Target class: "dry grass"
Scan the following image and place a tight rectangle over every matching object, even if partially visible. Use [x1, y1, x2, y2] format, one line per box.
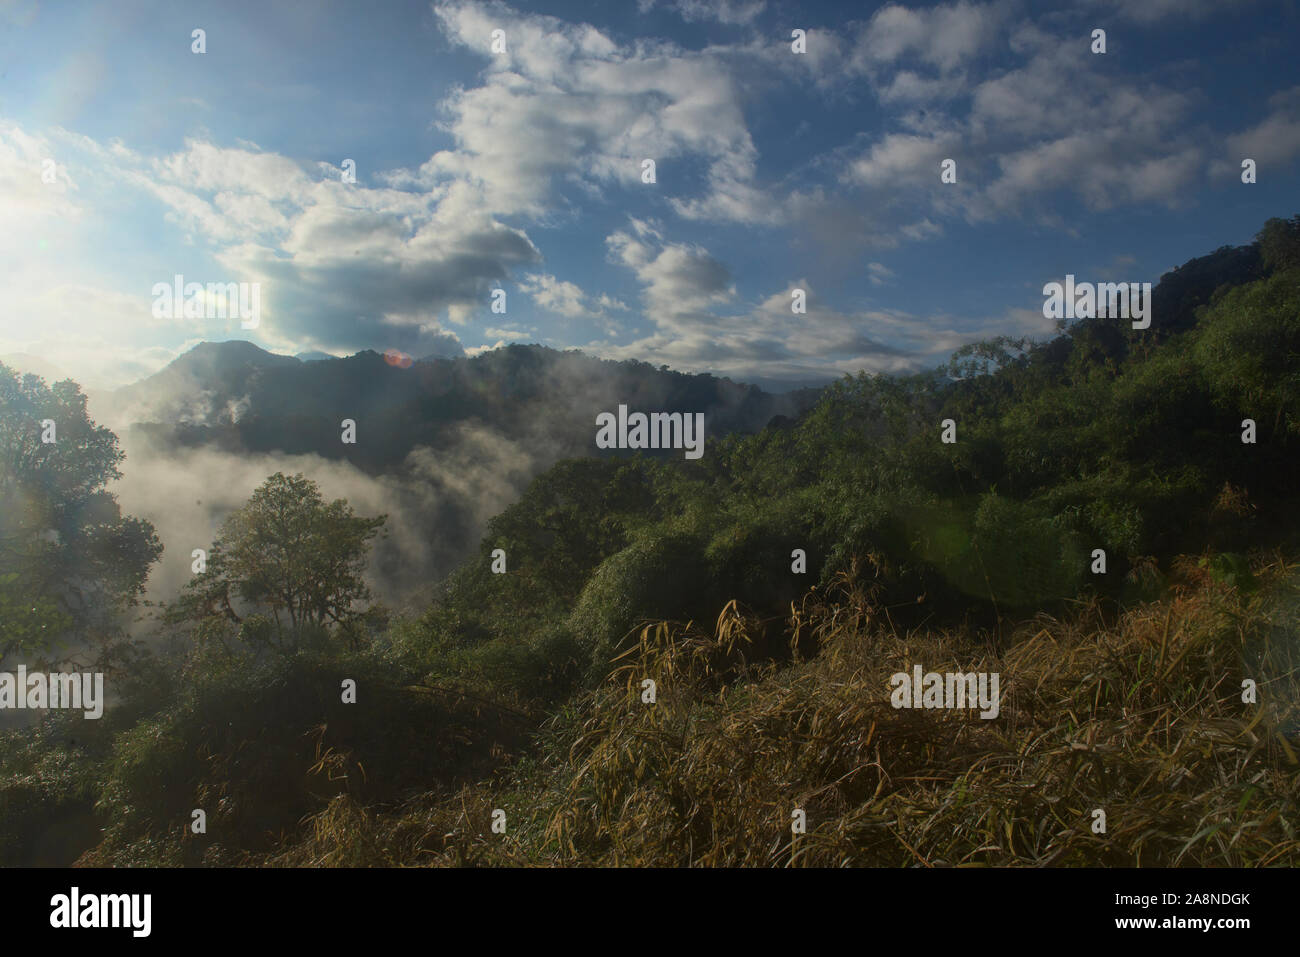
[270, 553, 1300, 867]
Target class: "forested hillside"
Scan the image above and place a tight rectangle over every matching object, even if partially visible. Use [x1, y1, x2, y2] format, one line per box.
[106, 341, 820, 472]
[1, 215, 1298, 867]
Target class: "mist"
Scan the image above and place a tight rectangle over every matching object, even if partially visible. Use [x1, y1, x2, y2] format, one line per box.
[110, 423, 549, 616]
[90, 343, 821, 632]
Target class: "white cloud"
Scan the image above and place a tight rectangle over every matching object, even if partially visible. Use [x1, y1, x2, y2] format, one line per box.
[877, 70, 964, 105]
[127, 137, 538, 355]
[2, 0, 1291, 392]
[846, 132, 955, 188]
[1217, 85, 1300, 174]
[669, 0, 765, 25]
[589, 269, 1057, 385]
[856, 1, 1006, 73]
[0, 122, 83, 251]
[867, 262, 896, 286]
[594, 221, 1056, 384]
[425, 0, 768, 224]
[833, 29, 1207, 226]
[518, 272, 626, 321]
[606, 222, 734, 321]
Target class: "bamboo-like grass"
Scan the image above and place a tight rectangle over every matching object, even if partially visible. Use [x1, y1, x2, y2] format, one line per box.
[272, 553, 1300, 867]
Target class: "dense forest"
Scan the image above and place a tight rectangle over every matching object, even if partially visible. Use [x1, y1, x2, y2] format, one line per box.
[1, 214, 1298, 867]
[94, 339, 821, 602]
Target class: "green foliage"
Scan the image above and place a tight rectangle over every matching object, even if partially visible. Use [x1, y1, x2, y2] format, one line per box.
[166, 472, 386, 654]
[0, 713, 101, 865]
[89, 650, 524, 865]
[0, 364, 161, 656]
[1204, 552, 1256, 592]
[8, 213, 1300, 867]
[1256, 214, 1300, 273]
[568, 530, 716, 674]
[1192, 268, 1300, 438]
[266, 557, 1300, 868]
[0, 572, 71, 656]
[970, 493, 1087, 609]
[400, 216, 1300, 679]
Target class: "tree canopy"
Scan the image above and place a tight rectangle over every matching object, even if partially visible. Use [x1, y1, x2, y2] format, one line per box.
[167, 472, 387, 653]
[0, 364, 161, 660]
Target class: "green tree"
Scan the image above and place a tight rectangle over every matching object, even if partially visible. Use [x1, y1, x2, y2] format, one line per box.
[168, 473, 386, 653]
[1257, 215, 1300, 273]
[0, 364, 161, 659]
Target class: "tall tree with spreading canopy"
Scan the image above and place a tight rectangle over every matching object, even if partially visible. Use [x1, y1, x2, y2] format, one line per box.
[0, 364, 161, 660]
[168, 472, 387, 652]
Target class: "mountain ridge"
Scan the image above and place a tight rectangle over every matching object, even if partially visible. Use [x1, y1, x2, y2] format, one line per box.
[105, 341, 823, 472]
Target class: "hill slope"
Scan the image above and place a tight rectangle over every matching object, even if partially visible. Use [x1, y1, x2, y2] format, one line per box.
[4, 215, 1299, 868]
[105, 341, 821, 472]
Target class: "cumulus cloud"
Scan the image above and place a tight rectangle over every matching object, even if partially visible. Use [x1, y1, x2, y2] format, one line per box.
[1216, 85, 1300, 175]
[854, 1, 1007, 73]
[17, 0, 786, 377]
[846, 132, 957, 188]
[519, 273, 612, 319]
[593, 221, 1055, 385]
[5, 0, 1295, 390]
[424, 0, 771, 225]
[831, 25, 1207, 227]
[605, 219, 734, 322]
[133, 139, 539, 356]
[651, 0, 767, 25]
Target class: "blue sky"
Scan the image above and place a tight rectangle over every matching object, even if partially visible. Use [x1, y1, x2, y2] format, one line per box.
[1, 0, 1298, 390]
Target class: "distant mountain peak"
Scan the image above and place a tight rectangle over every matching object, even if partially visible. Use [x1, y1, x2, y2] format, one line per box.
[188, 339, 273, 355]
